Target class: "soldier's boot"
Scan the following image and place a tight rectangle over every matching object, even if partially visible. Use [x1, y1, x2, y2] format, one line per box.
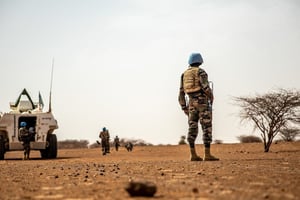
[203, 147, 219, 161]
[27, 151, 30, 160]
[190, 147, 202, 161]
[106, 145, 110, 153]
[102, 147, 106, 155]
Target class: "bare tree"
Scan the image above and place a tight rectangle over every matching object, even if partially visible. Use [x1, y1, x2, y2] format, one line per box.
[234, 88, 300, 152]
[279, 127, 300, 142]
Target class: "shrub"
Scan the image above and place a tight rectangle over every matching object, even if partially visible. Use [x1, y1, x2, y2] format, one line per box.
[214, 139, 223, 144]
[237, 135, 262, 143]
[178, 135, 187, 145]
[58, 140, 89, 149]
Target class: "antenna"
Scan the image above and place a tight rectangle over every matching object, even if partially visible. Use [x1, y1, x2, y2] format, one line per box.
[48, 58, 54, 113]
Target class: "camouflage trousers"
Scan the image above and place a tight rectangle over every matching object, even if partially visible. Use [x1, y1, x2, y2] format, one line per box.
[101, 138, 110, 155]
[22, 142, 30, 159]
[187, 95, 212, 148]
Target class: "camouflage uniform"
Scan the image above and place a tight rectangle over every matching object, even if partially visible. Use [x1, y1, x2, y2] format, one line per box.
[179, 67, 213, 146]
[19, 127, 31, 160]
[114, 136, 120, 151]
[178, 53, 219, 161]
[99, 129, 110, 155]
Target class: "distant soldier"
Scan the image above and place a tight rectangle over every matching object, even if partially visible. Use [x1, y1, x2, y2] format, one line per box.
[29, 127, 36, 141]
[114, 135, 120, 151]
[178, 53, 219, 161]
[18, 121, 33, 160]
[99, 127, 110, 155]
[125, 142, 133, 152]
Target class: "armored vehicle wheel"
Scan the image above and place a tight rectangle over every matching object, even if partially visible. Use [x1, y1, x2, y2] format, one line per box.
[0, 136, 5, 160]
[40, 134, 57, 159]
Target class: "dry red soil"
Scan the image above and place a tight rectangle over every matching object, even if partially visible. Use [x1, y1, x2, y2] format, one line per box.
[0, 142, 299, 200]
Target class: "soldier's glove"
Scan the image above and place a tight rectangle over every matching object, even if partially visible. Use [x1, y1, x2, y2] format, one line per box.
[182, 107, 189, 116]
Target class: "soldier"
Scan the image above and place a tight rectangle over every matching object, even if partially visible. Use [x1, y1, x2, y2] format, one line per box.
[99, 127, 110, 155]
[125, 142, 133, 152]
[114, 135, 120, 151]
[18, 121, 32, 160]
[178, 53, 219, 161]
[29, 127, 36, 141]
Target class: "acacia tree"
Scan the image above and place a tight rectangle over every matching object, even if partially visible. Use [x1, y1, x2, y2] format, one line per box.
[234, 88, 300, 152]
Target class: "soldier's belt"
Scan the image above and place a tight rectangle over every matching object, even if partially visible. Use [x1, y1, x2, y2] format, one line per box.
[188, 92, 205, 98]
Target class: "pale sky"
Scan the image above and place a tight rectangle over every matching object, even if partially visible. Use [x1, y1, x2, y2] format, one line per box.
[0, 0, 299, 145]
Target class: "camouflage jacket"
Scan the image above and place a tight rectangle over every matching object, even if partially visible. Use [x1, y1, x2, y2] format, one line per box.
[178, 66, 213, 110]
[99, 130, 110, 140]
[19, 127, 30, 141]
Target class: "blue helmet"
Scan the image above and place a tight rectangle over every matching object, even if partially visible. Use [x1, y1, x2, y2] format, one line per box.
[188, 53, 203, 65]
[103, 127, 106, 131]
[20, 121, 27, 127]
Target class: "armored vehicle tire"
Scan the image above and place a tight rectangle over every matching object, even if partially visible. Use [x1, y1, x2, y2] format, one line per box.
[40, 134, 57, 159]
[0, 136, 5, 160]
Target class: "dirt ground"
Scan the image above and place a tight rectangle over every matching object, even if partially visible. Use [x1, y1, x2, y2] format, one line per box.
[0, 142, 299, 200]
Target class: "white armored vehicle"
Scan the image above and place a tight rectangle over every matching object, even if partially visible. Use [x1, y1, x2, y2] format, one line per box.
[0, 88, 58, 159]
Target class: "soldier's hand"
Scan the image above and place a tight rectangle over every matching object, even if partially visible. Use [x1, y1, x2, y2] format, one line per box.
[183, 108, 189, 116]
